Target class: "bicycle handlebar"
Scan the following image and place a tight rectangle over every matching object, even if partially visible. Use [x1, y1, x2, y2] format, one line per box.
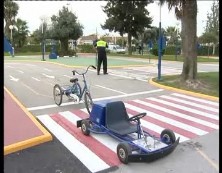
[72, 65, 96, 76]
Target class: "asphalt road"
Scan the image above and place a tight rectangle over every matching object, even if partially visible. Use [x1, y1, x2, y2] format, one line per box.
[4, 59, 219, 173]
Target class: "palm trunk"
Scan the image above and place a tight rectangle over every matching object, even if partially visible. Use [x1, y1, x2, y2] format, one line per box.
[181, 0, 197, 81]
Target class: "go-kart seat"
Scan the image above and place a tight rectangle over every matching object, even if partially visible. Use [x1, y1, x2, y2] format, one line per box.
[106, 101, 138, 135]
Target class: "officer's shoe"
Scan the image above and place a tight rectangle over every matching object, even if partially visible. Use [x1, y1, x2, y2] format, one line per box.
[97, 71, 100, 75]
[104, 72, 108, 75]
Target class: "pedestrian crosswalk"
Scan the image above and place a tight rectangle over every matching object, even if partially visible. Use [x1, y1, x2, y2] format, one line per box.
[37, 93, 219, 173]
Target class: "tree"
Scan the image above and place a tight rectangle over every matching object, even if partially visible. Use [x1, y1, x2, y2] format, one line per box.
[102, 1, 153, 55]
[203, 0, 219, 55]
[116, 37, 127, 47]
[49, 6, 83, 53]
[13, 18, 29, 48]
[165, 26, 178, 45]
[142, 26, 166, 45]
[160, 0, 198, 85]
[4, 0, 19, 41]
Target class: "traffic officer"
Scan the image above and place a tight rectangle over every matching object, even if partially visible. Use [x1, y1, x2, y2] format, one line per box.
[94, 36, 108, 75]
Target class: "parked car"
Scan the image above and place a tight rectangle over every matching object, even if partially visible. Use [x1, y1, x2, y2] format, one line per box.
[107, 44, 126, 54]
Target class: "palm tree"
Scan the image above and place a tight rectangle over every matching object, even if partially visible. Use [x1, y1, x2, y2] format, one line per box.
[160, 0, 198, 84]
[165, 26, 178, 45]
[13, 18, 30, 48]
[4, 0, 19, 40]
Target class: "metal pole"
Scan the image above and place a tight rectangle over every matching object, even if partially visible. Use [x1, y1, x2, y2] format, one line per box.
[95, 27, 98, 67]
[10, 29, 12, 42]
[42, 22, 45, 61]
[158, 3, 162, 80]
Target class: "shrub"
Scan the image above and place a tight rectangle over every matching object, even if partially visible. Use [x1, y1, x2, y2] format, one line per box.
[77, 44, 96, 53]
[151, 44, 165, 56]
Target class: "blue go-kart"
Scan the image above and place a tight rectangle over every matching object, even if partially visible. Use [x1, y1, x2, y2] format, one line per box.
[77, 100, 180, 164]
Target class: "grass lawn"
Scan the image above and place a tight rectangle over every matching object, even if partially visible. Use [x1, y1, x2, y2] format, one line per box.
[152, 72, 219, 97]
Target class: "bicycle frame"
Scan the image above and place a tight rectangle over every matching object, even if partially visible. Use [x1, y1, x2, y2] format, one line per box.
[78, 73, 90, 100]
[71, 65, 96, 100]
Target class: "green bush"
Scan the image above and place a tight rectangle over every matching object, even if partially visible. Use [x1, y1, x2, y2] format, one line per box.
[77, 44, 96, 53]
[15, 44, 60, 53]
[164, 45, 181, 55]
[151, 44, 165, 56]
[197, 45, 219, 56]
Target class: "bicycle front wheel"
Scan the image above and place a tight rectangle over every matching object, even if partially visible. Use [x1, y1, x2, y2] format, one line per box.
[53, 84, 63, 106]
[84, 92, 93, 114]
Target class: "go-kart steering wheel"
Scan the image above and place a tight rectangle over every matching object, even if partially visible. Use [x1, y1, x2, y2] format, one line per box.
[128, 113, 146, 122]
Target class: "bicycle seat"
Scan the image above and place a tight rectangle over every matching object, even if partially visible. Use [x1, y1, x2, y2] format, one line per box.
[70, 78, 78, 83]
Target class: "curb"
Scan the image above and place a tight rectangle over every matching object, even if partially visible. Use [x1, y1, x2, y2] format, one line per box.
[4, 87, 53, 155]
[149, 78, 219, 102]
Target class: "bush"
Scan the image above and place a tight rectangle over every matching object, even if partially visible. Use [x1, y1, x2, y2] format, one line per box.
[77, 44, 96, 53]
[151, 44, 165, 56]
[164, 45, 181, 55]
[15, 44, 60, 53]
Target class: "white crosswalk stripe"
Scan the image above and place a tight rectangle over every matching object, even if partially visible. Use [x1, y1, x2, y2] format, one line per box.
[37, 93, 219, 172]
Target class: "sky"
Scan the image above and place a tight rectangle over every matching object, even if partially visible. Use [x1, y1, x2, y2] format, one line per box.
[14, 1, 214, 37]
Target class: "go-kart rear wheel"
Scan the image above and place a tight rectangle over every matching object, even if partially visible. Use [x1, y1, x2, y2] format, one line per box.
[117, 142, 132, 164]
[160, 129, 176, 144]
[53, 84, 63, 106]
[81, 119, 91, 136]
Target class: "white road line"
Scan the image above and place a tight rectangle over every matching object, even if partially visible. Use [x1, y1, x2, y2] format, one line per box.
[95, 85, 127, 94]
[60, 111, 118, 152]
[135, 98, 218, 129]
[24, 64, 36, 67]
[147, 97, 219, 120]
[44, 68, 52, 72]
[6, 66, 15, 68]
[37, 114, 109, 173]
[42, 73, 55, 79]
[9, 75, 19, 82]
[27, 89, 164, 111]
[172, 93, 219, 106]
[32, 77, 40, 81]
[129, 100, 208, 136]
[17, 70, 24, 74]
[160, 95, 218, 113]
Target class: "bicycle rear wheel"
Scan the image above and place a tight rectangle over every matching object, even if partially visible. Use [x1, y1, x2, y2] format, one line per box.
[53, 84, 63, 106]
[84, 92, 93, 114]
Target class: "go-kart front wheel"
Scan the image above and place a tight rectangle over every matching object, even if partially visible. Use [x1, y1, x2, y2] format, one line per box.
[160, 129, 176, 144]
[81, 119, 91, 136]
[117, 142, 132, 164]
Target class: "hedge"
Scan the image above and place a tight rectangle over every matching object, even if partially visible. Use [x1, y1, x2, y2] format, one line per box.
[13, 44, 219, 56]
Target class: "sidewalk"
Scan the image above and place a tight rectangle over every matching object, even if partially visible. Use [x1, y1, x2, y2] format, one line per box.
[4, 87, 52, 155]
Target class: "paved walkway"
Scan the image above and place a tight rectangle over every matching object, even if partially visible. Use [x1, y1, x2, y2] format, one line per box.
[4, 87, 52, 155]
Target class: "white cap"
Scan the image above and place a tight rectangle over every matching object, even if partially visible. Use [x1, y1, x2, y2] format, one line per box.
[97, 35, 101, 39]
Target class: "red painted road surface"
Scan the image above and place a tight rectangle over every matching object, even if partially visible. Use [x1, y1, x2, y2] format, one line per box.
[4, 90, 44, 146]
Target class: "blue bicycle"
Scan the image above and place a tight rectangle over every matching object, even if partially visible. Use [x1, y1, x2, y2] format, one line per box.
[53, 65, 96, 114]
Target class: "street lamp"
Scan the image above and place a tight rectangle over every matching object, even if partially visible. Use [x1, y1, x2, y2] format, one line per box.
[157, 2, 162, 80]
[40, 18, 45, 61]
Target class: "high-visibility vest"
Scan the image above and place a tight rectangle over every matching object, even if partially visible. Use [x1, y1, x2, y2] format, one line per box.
[96, 40, 107, 47]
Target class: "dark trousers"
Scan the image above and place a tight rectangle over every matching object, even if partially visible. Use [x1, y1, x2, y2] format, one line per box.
[97, 53, 107, 74]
